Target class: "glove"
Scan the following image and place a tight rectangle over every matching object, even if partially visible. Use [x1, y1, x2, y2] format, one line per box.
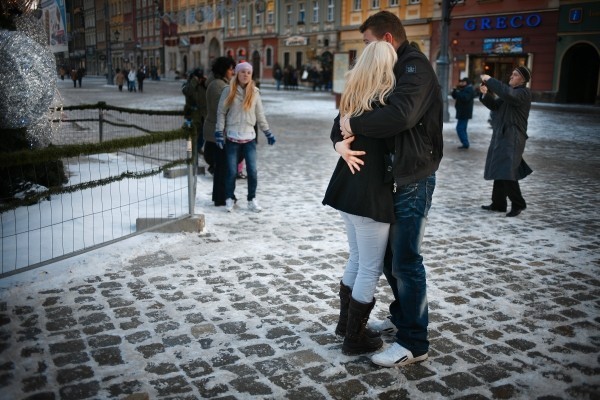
[215, 131, 224, 149]
[264, 130, 276, 146]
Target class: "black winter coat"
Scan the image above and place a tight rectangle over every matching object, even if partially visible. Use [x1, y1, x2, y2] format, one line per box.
[451, 84, 474, 120]
[480, 78, 532, 181]
[343, 42, 443, 186]
[323, 115, 396, 224]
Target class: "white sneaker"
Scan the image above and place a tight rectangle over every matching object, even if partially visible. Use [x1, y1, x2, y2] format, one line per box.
[371, 342, 428, 368]
[368, 316, 397, 335]
[225, 198, 234, 212]
[248, 199, 262, 212]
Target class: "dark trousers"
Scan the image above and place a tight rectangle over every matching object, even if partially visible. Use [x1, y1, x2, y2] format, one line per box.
[491, 180, 526, 211]
[203, 141, 216, 174]
[211, 144, 228, 206]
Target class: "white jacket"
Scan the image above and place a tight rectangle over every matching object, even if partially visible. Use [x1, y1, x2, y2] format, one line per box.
[215, 85, 270, 141]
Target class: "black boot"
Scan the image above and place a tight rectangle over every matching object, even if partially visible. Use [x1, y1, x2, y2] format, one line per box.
[342, 298, 383, 355]
[335, 282, 381, 338]
[334, 281, 351, 336]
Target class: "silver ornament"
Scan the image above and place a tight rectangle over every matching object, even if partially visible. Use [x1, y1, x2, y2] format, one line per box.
[15, 13, 47, 47]
[0, 29, 56, 129]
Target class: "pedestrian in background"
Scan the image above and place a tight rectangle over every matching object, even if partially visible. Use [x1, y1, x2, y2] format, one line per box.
[70, 68, 77, 88]
[128, 68, 137, 92]
[273, 63, 283, 91]
[115, 69, 125, 92]
[182, 68, 208, 160]
[76, 67, 84, 88]
[451, 77, 474, 149]
[323, 41, 398, 356]
[336, 10, 443, 368]
[137, 65, 146, 93]
[204, 56, 236, 206]
[215, 61, 276, 213]
[479, 66, 533, 217]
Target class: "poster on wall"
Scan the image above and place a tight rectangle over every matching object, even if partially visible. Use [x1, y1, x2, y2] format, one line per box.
[42, 0, 68, 54]
[333, 52, 349, 94]
[483, 37, 523, 54]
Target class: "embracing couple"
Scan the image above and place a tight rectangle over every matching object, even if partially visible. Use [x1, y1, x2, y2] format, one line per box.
[322, 11, 443, 367]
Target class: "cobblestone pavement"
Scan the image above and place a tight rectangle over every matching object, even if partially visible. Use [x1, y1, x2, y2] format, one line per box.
[1, 78, 599, 399]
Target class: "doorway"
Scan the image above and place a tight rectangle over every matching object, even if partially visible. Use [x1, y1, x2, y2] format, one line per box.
[252, 50, 261, 81]
[559, 43, 599, 104]
[470, 55, 528, 85]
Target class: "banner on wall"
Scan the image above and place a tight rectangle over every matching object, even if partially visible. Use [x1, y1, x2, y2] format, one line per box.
[332, 52, 349, 95]
[483, 37, 523, 54]
[42, 0, 68, 54]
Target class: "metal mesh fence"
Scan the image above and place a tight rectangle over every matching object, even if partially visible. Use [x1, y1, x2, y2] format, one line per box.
[1, 105, 191, 277]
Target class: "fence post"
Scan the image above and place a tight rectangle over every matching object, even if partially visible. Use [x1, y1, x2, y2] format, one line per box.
[187, 134, 195, 214]
[98, 107, 104, 143]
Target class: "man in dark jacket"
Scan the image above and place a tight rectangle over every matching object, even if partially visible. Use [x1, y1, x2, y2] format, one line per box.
[451, 77, 474, 149]
[334, 10, 443, 368]
[183, 68, 208, 162]
[479, 66, 533, 217]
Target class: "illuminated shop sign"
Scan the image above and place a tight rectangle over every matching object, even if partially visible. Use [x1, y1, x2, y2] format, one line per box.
[568, 8, 583, 24]
[464, 13, 542, 31]
[483, 37, 523, 54]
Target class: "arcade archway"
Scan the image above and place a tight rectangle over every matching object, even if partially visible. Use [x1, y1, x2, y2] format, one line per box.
[558, 43, 599, 104]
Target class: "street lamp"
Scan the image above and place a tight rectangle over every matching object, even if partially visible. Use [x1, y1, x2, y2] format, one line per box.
[105, 1, 113, 85]
[436, 0, 458, 123]
[136, 40, 141, 66]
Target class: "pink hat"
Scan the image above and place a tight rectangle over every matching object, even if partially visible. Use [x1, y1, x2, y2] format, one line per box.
[235, 62, 253, 74]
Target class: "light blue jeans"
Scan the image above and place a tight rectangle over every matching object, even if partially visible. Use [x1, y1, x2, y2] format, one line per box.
[339, 211, 390, 304]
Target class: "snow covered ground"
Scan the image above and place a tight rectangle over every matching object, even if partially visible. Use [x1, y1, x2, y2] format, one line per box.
[0, 77, 598, 399]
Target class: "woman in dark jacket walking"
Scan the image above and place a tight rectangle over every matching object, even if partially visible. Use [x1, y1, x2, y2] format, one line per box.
[203, 57, 236, 206]
[322, 41, 397, 357]
[479, 66, 533, 217]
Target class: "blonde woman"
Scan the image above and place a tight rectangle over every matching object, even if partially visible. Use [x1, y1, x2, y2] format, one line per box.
[215, 62, 275, 213]
[322, 41, 397, 356]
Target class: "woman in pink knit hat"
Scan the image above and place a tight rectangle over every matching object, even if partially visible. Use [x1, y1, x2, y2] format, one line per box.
[215, 61, 276, 213]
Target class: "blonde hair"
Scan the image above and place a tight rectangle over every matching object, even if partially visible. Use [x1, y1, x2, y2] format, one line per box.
[339, 41, 397, 117]
[225, 73, 257, 111]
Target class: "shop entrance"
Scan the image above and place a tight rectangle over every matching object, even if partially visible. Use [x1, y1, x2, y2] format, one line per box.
[470, 55, 528, 85]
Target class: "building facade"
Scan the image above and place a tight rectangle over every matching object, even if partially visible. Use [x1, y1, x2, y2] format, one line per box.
[434, 0, 559, 101]
[338, 0, 435, 68]
[555, 0, 600, 103]
[53, 0, 598, 103]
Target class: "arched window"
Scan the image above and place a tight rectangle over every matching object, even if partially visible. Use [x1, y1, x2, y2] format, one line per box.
[265, 47, 273, 67]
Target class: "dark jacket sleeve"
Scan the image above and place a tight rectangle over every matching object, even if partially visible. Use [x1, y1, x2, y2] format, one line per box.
[480, 91, 501, 111]
[484, 78, 529, 107]
[330, 113, 342, 148]
[348, 53, 435, 138]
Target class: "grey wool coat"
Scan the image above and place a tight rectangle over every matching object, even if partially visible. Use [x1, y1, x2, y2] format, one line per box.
[480, 78, 533, 181]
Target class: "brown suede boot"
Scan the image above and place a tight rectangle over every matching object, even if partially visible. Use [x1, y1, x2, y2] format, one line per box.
[342, 297, 383, 355]
[335, 282, 380, 339]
